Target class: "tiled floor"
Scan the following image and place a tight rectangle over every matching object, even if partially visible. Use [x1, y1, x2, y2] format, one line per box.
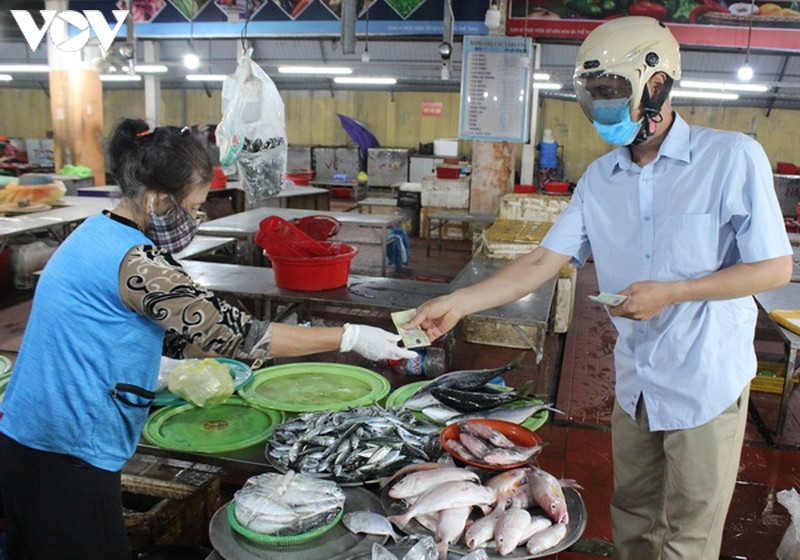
[1, 197, 799, 558]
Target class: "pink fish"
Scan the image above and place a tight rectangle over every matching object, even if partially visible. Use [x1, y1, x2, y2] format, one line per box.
[464, 507, 503, 550]
[436, 506, 471, 557]
[484, 467, 531, 504]
[525, 522, 568, 554]
[388, 480, 496, 528]
[458, 421, 516, 448]
[482, 443, 544, 466]
[526, 467, 581, 524]
[494, 507, 531, 555]
[389, 467, 480, 500]
[459, 432, 493, 459]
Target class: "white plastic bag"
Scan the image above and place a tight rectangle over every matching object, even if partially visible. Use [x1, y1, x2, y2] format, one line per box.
[167, 358, 233, 408]
[217, 48, 287, 203]
[778, 488, 800, 560]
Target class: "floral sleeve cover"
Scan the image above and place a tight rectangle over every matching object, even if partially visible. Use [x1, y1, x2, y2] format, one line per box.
[118, 245, 271, 360]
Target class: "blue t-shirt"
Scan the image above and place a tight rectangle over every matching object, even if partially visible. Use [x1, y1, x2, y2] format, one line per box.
[0, 214, 163, 471]
[542, 113, 791, 430]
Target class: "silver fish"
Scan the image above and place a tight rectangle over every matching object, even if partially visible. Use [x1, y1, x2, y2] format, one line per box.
[389, 467, 480, 500]
[482, 443, 545, 466]
[464, 507, 503, 550]
[459, 421, 516, 448]
[525, 522, 568, 554]
[458, 432, 493, 459]
[343, 511, 403, 542]
[388, 480, 496, 528]
[494, 507, 531, 555]
[435, 506, 471, 558]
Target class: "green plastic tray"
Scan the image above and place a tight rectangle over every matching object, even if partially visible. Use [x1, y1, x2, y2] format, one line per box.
[0, 355, 11, 376]
[227, 501, 343, 546]
[142, 396, 283, 454]
[239, 362, 391, 413]
[385, 380, 549, 431]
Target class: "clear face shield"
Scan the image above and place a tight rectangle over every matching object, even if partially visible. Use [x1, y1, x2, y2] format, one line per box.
[574, 73, 643, 146]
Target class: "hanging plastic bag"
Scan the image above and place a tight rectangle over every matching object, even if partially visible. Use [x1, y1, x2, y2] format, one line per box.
[167, 358, 234, 408]
[778, 488, 800, 560]
[216, 48, 287, 204]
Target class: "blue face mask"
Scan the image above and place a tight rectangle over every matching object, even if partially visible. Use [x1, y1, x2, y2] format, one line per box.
[591, 98, 642, 146]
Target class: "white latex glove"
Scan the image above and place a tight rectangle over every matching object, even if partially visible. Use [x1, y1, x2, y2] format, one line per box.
[340, 323, 418, 362]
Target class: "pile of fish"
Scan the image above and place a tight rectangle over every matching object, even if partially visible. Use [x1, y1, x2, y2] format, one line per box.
[442, 420, 544, 467]
[397, 362, 561, 426]
[345, 462, 582, 558]
[232, 471, 345, 536]
[265, 404, 441, 483]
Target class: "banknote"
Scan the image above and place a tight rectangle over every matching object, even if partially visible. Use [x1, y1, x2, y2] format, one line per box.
[587, 292, 628, 307]
[391, 309, 431, 349]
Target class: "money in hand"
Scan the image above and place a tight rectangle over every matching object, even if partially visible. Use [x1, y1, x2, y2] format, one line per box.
[391, 309, 431, 349]
[587, 292, 628, 307]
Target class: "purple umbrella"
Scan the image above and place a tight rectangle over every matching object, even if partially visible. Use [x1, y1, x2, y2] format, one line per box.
[336, 113, 380, 161]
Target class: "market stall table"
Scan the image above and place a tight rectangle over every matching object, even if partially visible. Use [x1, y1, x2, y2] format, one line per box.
[197, 207, 402, 276]
[0, 196, 110, 252]
[754, 282, 800, 441]
[426, 211, 495, 256]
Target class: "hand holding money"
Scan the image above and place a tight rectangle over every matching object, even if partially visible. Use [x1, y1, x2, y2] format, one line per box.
[391, 309, 432, 349]
[587, 292, 628, 307]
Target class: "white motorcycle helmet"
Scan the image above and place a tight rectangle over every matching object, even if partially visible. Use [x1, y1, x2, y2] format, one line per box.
[574, 16, 681, 144]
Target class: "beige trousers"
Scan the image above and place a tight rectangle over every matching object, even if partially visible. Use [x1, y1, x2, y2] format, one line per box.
[610, 387, 749, 560]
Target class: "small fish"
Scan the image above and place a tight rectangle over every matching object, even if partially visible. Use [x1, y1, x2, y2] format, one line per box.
[464, 507, 503, 550]
[458, 432, 493, 459]
[343, 511, 403, 542]
[525, 522, 568, 554]
[482, 443, 545, 466]
[459, 421, 517, 448]
[494, 507, 531, 555]
[519, 514, 552, 543]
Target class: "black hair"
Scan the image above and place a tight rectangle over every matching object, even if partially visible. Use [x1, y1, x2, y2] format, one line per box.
[108, 118, 214, 202]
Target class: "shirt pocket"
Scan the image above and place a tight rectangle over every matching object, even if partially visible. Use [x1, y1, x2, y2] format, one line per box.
[655, 213, 720, 279]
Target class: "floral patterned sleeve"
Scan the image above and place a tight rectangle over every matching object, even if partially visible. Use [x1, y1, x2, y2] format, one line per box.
[118, 245, 272, 360]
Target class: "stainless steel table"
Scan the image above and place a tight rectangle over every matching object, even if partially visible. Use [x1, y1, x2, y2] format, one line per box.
[754, 283, 800, 439]
[197, 207, 402, 276]
[426, 211, 495, 256]
[0, 196, 111, 252]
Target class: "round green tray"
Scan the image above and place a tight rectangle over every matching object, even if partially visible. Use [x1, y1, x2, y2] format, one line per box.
[0, 355, 11, 376]
[142, 396, 283, 454]
[227, 501, 344, 546]
[239, 362, 391, 413]
[0, 372, 11, 403]
[385, 380, 549, 431]
[153, 357, 253, 407]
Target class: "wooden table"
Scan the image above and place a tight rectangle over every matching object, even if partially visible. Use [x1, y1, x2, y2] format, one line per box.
[197, 207, 402, 276]
[754, 283, 800, 440]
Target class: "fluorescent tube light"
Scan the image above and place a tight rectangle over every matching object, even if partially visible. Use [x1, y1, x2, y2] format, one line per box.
[100, 74, 142, 82]
[134, 64, 168, 73]
[533, 82, 562, 90]
[0, 64, 49, 73]
[533, 72, 551, 81]
[333, 77, 397, 85]
[279, 65, 352, 75]
[679, 79, 768, 93]
[671, 89, 739, 100]
[0, 75, 12, 82]
[186, 74, 228, 82]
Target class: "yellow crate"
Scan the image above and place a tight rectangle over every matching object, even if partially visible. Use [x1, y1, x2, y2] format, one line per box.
[752, 360, 792, 394]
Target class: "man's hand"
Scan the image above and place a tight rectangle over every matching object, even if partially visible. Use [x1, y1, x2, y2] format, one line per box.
[609, 281, 679, 321]
[403, 295, 464, 341]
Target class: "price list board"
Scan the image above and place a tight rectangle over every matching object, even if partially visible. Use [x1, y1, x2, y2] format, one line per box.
[459, 35, 533, 143]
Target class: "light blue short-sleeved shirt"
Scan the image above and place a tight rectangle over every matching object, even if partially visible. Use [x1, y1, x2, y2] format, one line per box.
[542, 113, 791, 430]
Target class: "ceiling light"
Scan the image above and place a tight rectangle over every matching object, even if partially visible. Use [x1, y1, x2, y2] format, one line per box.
[0, 64, 50, 73]
[438, 42, 452, 60]
[278, 66, 352, 75]
[533, 82, 562, 90]
[183, 52, 200, 70]
[533, 72, 551, 81]
[0, 75, 12, 82]
[737, 64, 754, 81]
[485, 3, 501, 30]
[333, 77, 397, 85]
[671, 89, 739, 100]
[680, 79, 768, 92]
[134, 64, 168, 73]
[100, 74, 142, 82]
[186, 74, 228, 82]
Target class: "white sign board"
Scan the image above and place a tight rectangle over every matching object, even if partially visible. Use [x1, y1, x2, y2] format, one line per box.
[459, 35, 533, 143]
